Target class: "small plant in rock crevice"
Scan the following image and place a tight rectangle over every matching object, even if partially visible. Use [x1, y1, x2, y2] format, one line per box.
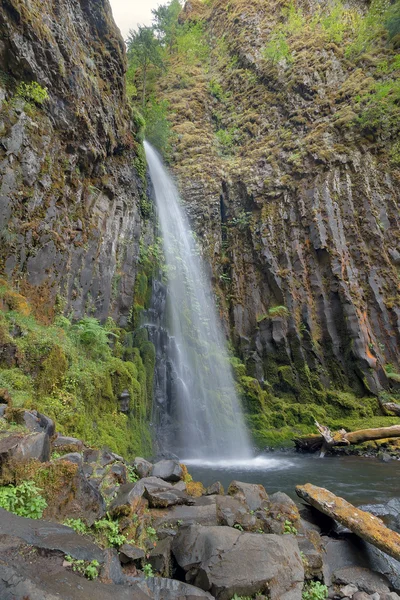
[302, 580, 328, 600]
[283, 519, 298, 535]
[65, 555, 100, 580]
[143, 563, 154, 578]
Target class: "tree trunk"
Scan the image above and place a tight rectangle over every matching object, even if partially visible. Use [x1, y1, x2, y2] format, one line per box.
[294, 423, 400, 453]
[296, 483, 400, 562]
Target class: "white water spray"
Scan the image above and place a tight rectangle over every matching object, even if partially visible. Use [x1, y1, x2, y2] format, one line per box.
[144, 141, 251, 460]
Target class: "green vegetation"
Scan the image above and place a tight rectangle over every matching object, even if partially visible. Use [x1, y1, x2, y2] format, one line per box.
[302, 581, 328, 600]
[65, 555, 100, 580]
[143, 563, 155, 578]
[0, 280, 154, 458]
[64, 518, 88, 535]
[283, 519, 298, 535]
[15, 81, 49, 105]
[93, 514, 127, 547]
[0, 481, 47, 519]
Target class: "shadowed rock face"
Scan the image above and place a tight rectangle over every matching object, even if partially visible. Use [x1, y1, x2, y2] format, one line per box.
[0, 0, 144, 324]
[155, 0, 400, 398]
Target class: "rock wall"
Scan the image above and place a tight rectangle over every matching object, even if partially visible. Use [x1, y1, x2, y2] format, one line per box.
[156, 0, 400, 400]
[0, 0, 145, 325]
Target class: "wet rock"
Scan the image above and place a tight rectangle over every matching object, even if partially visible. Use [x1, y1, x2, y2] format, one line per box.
[133, 457, 153, 479]
[205, 482, 224, 496]
[152, 459, 183, 482]
[227, 480, 268, 511]
[172, 524, 304, 599]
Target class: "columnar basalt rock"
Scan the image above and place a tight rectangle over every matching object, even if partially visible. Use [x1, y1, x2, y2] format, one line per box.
[0, 0, 145, 324]
[155, 0, 400, 403]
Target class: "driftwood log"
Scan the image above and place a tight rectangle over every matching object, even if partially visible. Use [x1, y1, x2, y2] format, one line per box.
[296, 483, 400, 562]
[382, 402, 400, 417]
[294, 422, 400, 454]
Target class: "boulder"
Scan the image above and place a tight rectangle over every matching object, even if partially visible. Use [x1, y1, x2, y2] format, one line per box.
[148, 537, 172, 576]
[0, 432, 50, 477]
[54, 452, 83, 466]
[216, 495, 258, 530]
[153, 496, 219, 529]
[140, 577, 214, 599]
[119, 543, 145, 564]
[133, 457, 153, 479]
[152, 459, 183, 482]
[20, 410, 55, 437]
[141, 476, 192, 508]
[205, 482, 224, 496]
[109, 482, 148, 518]
[227, 480, 268, 511]
[172, 524, 304, 599]
[52, 435, 83, 453]
[334, 566, 391, 595]
[42, 465, 106, 526]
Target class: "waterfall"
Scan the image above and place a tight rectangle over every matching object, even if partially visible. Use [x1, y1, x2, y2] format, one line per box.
[144, 141, 251, 460]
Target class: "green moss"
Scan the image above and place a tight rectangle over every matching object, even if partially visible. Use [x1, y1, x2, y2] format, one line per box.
[0, 282, 154, 459]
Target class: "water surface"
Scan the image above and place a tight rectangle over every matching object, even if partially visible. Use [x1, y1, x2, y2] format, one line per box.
[185, 453, 400, 506]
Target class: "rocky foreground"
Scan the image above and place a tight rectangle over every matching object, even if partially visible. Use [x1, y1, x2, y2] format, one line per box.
[1, 407, 400, 600]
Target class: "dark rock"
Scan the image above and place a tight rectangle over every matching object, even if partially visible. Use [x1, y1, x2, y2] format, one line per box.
[109, 482, 147, 518]
[43, 466, 106, 526]
[36, 412, 56, 437]
[148, 537, 172, 576]
[54, 452, 83, 466]
[216, 495, 257, 530]
[133, 457, 153, 479]
[0, 432, 50, 478]
[172, 524, 304, 599]
[119, 389, 130, 413]
[53, 435, 83, 452]
[139, 577, 214, 599]
[119, 543, 145, 564]
[99, 548, 126, 585]
[152, 459, 183, 482]
[140, 476, 192, 508]
[205, 482, 224, 496]
[0, 507, 104, 562]
[153, 496, 219, 528]
[227, 480, 268, 511]
[334, 566, 391, 595]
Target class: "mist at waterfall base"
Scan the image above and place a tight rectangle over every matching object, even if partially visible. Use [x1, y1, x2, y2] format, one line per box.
[144, 141, 252, 462]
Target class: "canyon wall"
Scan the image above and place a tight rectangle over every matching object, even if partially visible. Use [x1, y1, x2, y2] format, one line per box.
[156, 0, 400, 404]
[0, 0, 146, 325]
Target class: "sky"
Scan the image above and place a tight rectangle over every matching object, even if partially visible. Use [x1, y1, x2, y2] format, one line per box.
[109, 0, 161, 39]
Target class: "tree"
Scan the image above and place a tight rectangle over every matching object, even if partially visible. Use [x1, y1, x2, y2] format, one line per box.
[127, 26, 163, 107]
[152, 0, 182, 53]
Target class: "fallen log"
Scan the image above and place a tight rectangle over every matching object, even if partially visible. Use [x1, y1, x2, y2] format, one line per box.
[294, 423, 400, 453]
[383, 402, 400, 417]
[296, 483, 400, 562]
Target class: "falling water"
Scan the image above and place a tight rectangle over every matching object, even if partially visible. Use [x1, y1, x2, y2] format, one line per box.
[144, 141, 251, 460]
